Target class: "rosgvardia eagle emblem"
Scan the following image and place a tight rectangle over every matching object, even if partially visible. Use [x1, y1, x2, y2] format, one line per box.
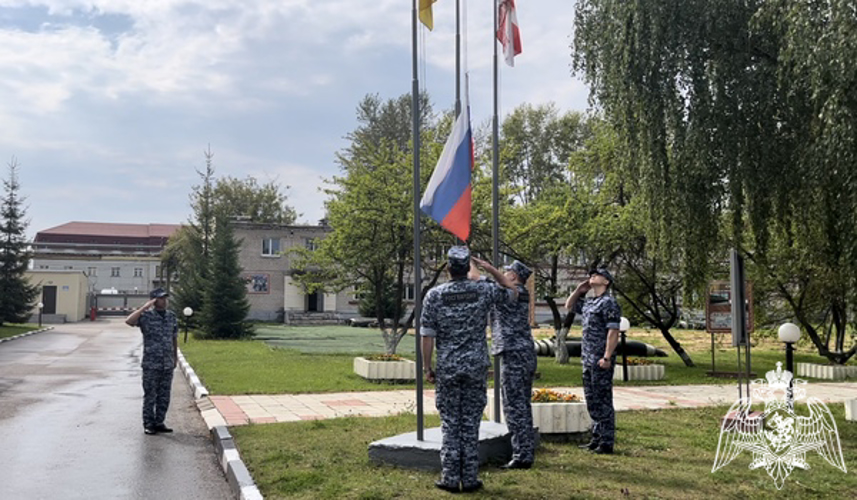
[712, 363, 847, 489]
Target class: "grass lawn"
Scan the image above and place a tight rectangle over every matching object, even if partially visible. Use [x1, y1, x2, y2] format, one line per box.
[232, 405, 856, 499]
[180, 336, 417, 394]
[0, 323, 40, 339]
[181, 325, 853, 395]
[253, 324, 416, 355]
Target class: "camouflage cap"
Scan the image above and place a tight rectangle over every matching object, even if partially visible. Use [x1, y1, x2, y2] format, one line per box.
[447, 246, 471, 274]
[149, 287, 169, 299]
[589, 267, 615, 284]
[505, 260, 532, 282]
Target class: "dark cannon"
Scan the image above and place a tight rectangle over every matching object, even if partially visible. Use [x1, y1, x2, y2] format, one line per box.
[533, 337, 668, 358]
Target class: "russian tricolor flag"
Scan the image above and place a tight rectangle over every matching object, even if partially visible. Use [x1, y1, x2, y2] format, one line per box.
[420, 104, 473, 241]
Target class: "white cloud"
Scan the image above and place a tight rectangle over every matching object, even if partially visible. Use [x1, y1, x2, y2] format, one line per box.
[0, 0, 589, 239]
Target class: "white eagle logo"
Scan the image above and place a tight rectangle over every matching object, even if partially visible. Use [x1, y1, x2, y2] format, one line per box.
[712, 362, 847, 489]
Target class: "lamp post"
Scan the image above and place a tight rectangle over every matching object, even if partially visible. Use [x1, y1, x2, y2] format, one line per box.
[183, 307, 194, 343]
[619, 317, 631, 382]
[778, 322, 801, 409]
[37, 302, 44, 328]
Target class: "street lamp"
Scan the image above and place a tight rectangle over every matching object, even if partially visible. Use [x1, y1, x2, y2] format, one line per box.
[619, 317, 631, 382]
[37, 302, 44, 328]
[183, 307, 194, 343]
[778, 322, 801, 409]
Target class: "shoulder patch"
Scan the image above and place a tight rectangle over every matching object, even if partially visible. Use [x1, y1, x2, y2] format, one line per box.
[442, 290, 478, 305]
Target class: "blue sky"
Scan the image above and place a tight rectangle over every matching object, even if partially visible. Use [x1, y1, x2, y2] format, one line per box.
[0, 1, 588, 238]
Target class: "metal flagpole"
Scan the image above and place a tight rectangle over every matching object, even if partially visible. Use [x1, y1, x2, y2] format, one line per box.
[491, 0, 501, 423]
[412, 0, 424, 441]
[455, 0, 461, 118]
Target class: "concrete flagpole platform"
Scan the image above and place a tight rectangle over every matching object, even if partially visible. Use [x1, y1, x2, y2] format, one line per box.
[368, 421, 521, 470]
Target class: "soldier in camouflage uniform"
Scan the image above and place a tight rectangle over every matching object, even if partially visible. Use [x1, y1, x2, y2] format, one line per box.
[474, 258, 537, 469]
[565, 268, 621, 454]
[126, 287, 179, 435]
[421, 247, 518, 493]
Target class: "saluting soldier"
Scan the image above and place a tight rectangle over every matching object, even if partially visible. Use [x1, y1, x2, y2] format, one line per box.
[421, 247, 517, 493]
[564, 268, 621, 454]
[125, 287, 179, 435]
[474, 258, 537, 469]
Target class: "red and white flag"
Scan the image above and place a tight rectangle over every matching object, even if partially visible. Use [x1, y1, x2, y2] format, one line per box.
[497, 0, 522, 66]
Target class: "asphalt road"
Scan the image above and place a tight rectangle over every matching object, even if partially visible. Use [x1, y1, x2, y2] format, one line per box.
[0, 318, 232, 500]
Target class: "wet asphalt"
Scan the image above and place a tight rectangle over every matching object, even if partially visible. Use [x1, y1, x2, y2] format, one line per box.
[0, 318, 233, 500]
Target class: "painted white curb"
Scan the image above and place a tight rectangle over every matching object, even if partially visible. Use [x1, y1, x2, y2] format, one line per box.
[613, 364, 665, 381]
[0, 326, 54, 344]
[796, 362, 857, 380]
[178, 348, 264, 500]
[845, 398, 857, 422]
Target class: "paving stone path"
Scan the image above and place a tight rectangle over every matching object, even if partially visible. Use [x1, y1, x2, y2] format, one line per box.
[205, 382, 857, 427]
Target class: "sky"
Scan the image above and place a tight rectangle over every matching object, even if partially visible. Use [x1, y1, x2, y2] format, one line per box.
[0, 0, 590, 239]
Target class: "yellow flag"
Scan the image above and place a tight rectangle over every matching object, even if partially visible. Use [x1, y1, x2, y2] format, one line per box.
[419, 0, 437, 30]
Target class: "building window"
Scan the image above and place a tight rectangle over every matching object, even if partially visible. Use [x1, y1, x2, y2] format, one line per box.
[111, 267, 121, 277]
[305, 238, 317, 251]
[87, 267, 97, 277]
[403, 284, 415, 301]
[262, 238, 281, 256]
[155, 265, 161, 277]
[65, 265, 74, 270]
[134, 268, 143, 278]
[39, 265, 49, 269]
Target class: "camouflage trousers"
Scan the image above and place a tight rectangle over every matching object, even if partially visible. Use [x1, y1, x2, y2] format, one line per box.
[500, 349, 537, 463]
[582, 364, 615, 446]
[435, 372, 487, 487]
[142, 367, 174, 428]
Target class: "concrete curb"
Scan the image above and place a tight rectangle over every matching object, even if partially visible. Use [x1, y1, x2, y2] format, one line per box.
[178, 350, 209, 400]
[0, 326, 54, 344]
[177, 349, 263, 500]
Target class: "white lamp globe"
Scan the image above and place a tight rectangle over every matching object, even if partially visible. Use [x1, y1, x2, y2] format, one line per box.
[37, 302, 44, 310]
[183, 307, 194, 317]
[619, 317, 631, 332]
[778, 322, 801, 344]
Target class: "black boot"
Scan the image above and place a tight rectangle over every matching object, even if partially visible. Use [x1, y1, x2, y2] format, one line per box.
[594, 444, 614, 455]
[578, 440, 598, 451]
[435, 481, 460, 493]
[461, 480, 483, 493]
[500, 459, 532, 470]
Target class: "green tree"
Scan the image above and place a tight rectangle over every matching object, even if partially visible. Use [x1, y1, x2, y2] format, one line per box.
[170, 148, 217, 317]
[572, 0, 857, 363]
[501, 104, 590, 205]
[497, 106, 594, 333]
[291, 93, 443, 354]
[0, 158, 39, 326]
[213, 176, 297, 224]
[198, 216, 252, 338]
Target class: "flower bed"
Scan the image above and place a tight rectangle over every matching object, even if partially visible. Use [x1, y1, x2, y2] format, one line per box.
[353, 356, 415, 381]
[613, 359, 665, 381]
[796, 362, 857, 380]
[487, 390, 591, 434]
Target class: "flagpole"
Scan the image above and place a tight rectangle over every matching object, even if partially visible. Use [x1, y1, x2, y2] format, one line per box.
[455, 0, 461, 117]
[491, 0, 501, 423]
[412, 0, 425, 442]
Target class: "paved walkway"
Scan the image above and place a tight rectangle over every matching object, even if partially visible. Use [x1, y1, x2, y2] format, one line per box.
[206, 382, 857, 427]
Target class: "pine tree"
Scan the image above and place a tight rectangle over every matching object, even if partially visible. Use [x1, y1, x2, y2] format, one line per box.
[199, 216, 251, 338]
[0, 158, 39, 326]
[171, 148, 216, 317]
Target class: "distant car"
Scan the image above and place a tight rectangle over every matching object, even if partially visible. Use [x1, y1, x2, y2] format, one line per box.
[100, 288, 119, 295]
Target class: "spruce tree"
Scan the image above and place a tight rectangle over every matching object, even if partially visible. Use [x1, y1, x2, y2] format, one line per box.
[171, 148, 216, 317]
[0, 158, 39, 326]
[199, 216, 251, 338]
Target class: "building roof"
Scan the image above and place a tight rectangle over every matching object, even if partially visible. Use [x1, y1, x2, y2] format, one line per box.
[36, 222, 181, 240]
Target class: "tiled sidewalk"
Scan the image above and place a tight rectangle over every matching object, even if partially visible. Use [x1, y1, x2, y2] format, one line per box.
[206, 382, 857, 427]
